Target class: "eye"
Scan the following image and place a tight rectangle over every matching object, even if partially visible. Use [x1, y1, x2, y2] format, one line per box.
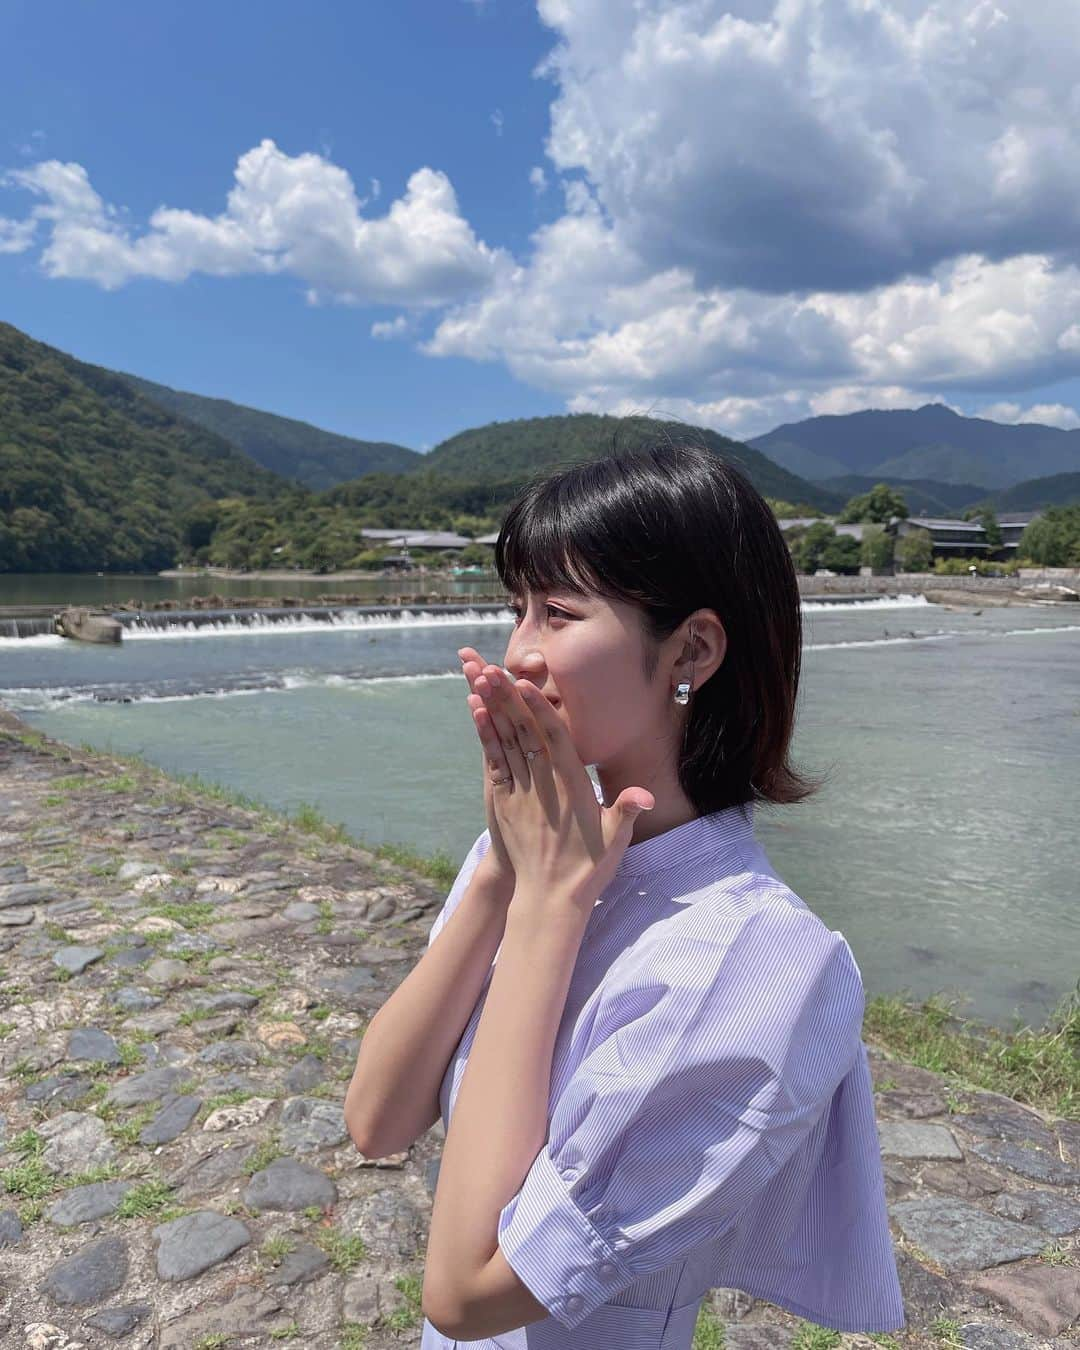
[505, 603, 572, 624]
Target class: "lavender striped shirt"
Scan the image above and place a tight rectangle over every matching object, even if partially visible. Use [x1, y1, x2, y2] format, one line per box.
[420, 787, 904, 1349]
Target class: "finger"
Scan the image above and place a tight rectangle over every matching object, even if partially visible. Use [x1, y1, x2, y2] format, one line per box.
[479, 667, 559, 813]
[469, 699, 514, 790]
[474, 673, 530, 791]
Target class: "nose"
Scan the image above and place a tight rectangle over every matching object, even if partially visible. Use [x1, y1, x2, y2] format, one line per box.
[504, 632, 547, 689]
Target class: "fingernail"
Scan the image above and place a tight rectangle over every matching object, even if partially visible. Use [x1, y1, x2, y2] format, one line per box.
[487, 670, 502, 687]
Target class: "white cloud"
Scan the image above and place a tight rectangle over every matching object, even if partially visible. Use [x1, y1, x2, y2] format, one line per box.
[536, 0, 1080, 293]
[370, 314, 412, 340]
[0, 215, 37, 253]
[3, 140, 502, 306]
[529, 166, 548, 194]
[490, 109, 505, 137]
[978, 400, 1080, 430]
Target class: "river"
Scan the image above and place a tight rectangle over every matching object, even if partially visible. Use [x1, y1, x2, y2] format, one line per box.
[1, 594, 1076, 1030]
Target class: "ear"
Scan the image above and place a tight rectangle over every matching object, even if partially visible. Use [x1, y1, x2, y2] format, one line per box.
[676, 609, 727, 692]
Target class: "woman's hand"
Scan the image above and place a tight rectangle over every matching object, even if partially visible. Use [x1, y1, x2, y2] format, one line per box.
[464, 658, 655, 915]
[458, 646, 516, 886]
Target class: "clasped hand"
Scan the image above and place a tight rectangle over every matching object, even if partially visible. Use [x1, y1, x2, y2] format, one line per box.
[457, 646, 654, 913]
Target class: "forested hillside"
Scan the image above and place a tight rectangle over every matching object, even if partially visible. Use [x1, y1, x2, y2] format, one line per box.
[121, 371, 420, 489]
[0, 323, 286, 572]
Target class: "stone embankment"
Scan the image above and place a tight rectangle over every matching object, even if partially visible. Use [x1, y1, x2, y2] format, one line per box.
[0, 712, 1076, 1348]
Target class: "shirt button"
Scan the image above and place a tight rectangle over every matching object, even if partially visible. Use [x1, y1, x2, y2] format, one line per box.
[566, 1294, 584, 1313]
[599, 1262, 617, 1277]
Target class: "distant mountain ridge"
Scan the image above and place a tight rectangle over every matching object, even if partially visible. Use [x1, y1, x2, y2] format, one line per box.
[408, 413, 841, 511]
[119, 372, 420, 490]
[750, 404, 1080, 489]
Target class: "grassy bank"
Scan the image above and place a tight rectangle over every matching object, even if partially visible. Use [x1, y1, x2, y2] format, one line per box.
[3, 712, 1077, 1121]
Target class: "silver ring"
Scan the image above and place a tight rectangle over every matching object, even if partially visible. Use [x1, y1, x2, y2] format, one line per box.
[491, 774, 512, 786]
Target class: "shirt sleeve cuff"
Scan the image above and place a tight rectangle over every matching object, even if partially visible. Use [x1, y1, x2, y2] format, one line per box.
[496, 1144, 633, 1330]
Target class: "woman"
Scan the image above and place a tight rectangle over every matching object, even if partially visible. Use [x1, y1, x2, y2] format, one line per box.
[345, 443, 905, 1349]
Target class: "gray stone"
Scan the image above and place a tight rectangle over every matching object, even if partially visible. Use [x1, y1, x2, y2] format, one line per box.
[169, 1142, 256, 1199]
[117, 860, 161, 881]
[890, 1197, 1048, 1272]
[970, 1138, 1080, 1185]
[105, 1065, 189, 1107]
[313, 965, 377, 1000]
[342, 1270, 382, 1323]
[244, 1156, 337, 1212]
[279, 1096, 347, 1151]
[893, 1247, 959, 1321]
[283, 901, 320, 922]
[153, 1209, 251, 1281]
[38, 1111, 118, 1175]
[0, 906, 34, 925]
[26, 1073, 92, 1106]
[46, 1180, 134, 1226]
[266, 1240, 330, 1286]
[41, 1234, 129, 1306]
[0, 880, 61, 908]
[108, 986, 161, 1013]
[952, 1105, 1059, 1152]
[283, 1054, 325, 1093]
[196, 1039, 260, 1067]
[992, 1188, 1080, 1236]
[67, 1027, 121, 1065]
[143, 957, 189, 987]
[959, 1323, 1038, 1350]
[121, 1007, 181, 1036]
[83, 1303, 152, 1338]
[139, 1094, 203, 1145]
[107, 946, 152, 969]
[875, 1087, 948, 1118]
[340, 1187, 425, 1259]
[722, 1327, 794, 1350]
[189, 990, 259, 1012]
[878, 1120, 963, 1160]
[157, 1288, 282, 1349]
[921, 1161, 1003, 1199]
[0, 1208, 22, 1246]
[0, 863, 28, 884]
[53, 944, 104, 975]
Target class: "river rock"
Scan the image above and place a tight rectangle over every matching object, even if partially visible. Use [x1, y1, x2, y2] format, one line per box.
[283, 1053, 325, 1093]
[878, 1121, 963, 1159]
[52, 945, 104, 975]
[278, 1096, 348, 1151]
[0, 1208, 23, 1246]
[157, 1288, 282, 1348]
[889, 1197, 1048, 1271]
[244, 1156, 337, 1212]
[66, 1027, 121, 1065]
[143, 957, 189, 988]
[266, 1240, 330, 1286]
[41, 1235, 129, 1305]
[83, 1303, 152, 1337]
[117, 860, 161, 881]
[139, 1093, 202, 1145]
[105, 1065, 190, 1107]
[38, 1112, 117, 1174]
[201, 1097, 273, 1131]
[195, 1039, 260, 1067]
[107, 986, 161, 1013]
[0, 881, 62, 908]
[153, 1209, 250, 1280]
[46, 1180, 134, 1227]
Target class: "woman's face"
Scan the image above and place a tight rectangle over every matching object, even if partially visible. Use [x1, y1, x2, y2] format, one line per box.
[502, 587, 672, 770]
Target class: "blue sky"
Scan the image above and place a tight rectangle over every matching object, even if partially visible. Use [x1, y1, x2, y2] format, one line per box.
[5, 0, 1080, 453]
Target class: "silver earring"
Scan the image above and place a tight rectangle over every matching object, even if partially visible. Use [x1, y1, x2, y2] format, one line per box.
[674, 623, 695, 705]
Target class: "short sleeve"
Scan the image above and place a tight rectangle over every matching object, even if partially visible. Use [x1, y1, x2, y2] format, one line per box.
[426, 828, 491, 950]
[496, 901, 865, 1330]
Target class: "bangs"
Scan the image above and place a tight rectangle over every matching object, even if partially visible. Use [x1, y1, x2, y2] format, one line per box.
[494, 481, 612, 602]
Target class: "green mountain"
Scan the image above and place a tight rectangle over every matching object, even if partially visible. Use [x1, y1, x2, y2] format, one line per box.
[414, 414, 841, 512]
[818, 474, 991, 517]
[0, 322, 288, 573]
[120, 371, 420, 490]
[983, 472, 1080, 512]
[750, 404, 1080, 489]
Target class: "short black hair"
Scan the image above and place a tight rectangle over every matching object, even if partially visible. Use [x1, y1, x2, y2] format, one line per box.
[494, 439, 820, 814]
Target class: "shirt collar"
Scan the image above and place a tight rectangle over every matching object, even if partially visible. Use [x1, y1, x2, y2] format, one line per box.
[589, 777, 756, 880]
